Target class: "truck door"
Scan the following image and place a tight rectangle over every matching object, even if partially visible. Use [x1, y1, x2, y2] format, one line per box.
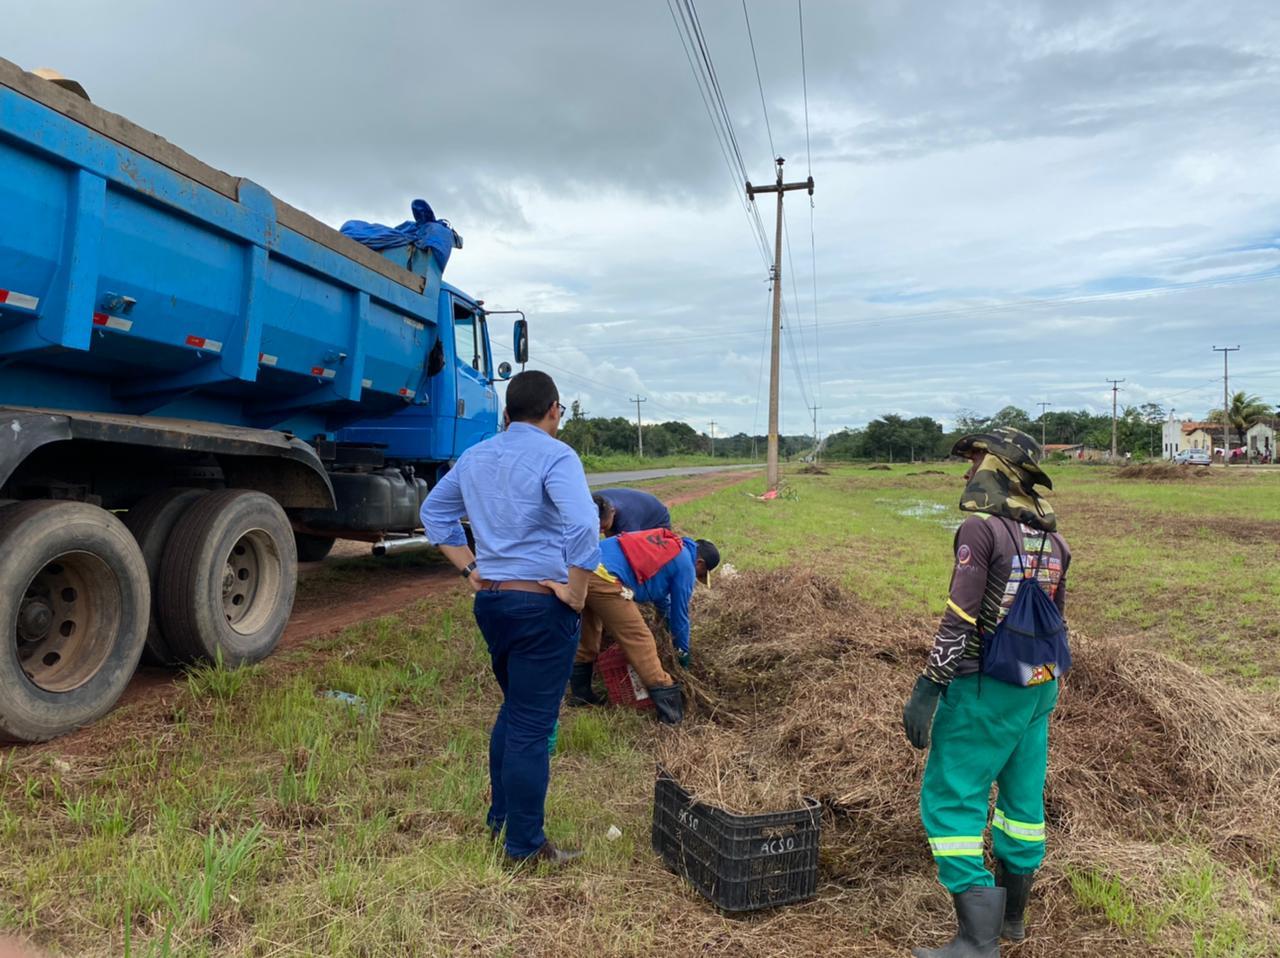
[452, 299, 497, 454]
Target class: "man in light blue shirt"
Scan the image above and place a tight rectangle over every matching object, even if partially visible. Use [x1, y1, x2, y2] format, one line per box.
[422, 370, 599, 866]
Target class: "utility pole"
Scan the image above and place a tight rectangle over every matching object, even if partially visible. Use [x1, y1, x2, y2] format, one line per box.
[808, 404, 820, 462]
[1106, 379, 1125, 459]
[708, 420, 717, 458]
[630, 395, 646, 458]
[747, 157, 815, 492]
[1213, 346, 1240, 466]
[1036, 401, 1052, 450]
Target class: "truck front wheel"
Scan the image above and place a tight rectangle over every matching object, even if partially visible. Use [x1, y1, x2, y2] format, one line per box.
[158, 490, 297, 666]
[0, 501, 150, 742]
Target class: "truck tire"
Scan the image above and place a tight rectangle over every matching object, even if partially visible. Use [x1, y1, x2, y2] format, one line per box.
[0, 500, 150, 742]
[158, 490, 296, 666]
[294, 532, 335, 563]
[124, 488, 209, 666]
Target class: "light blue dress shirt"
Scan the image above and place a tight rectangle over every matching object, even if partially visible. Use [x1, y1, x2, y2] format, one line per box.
[422, 422, 600, 582]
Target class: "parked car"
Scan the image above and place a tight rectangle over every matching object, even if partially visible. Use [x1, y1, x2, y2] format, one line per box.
[1173, 449, 1212, 465]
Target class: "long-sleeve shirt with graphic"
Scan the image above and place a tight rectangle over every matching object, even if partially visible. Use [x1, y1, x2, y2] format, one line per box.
[924, 513, 1070, 686]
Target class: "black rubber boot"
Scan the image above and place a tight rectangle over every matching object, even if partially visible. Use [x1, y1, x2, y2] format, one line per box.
[568, 662, 604, 706]
[996, 864, 1034, 942]
[911, 886, 1005, 957]
[647, 683, 684, 725]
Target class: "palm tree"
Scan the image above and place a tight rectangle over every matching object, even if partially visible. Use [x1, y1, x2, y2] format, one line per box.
[1208, 392, 1271, 449]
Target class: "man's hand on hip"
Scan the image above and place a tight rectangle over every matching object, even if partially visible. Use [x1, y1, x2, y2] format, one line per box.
[540, 579, 585, 613]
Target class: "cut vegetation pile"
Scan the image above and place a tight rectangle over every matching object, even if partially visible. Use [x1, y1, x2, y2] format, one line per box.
[1115, 462, 1211, 481]
[660, 569, 1280, 955]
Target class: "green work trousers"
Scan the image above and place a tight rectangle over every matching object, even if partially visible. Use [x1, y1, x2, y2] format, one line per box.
[920, 674, 1058, 893]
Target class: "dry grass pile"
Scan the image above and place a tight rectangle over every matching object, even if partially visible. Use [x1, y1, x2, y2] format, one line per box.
[1115, 462, 1211, 480]
[658, 569, 1280, 951]
[685, 570, 904, 715]
[655, 723, 805, 815]
[797, 464, 830, 475]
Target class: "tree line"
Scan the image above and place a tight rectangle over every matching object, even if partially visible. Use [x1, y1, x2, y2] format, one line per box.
[824, 393, 1277, 461]
[557, 401, 812, 459]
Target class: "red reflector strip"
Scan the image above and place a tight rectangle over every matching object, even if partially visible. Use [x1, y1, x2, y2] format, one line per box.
[185, 335, 222, 352]
[92, 312, 133, 332]
[258, 353, 278, 366]
[310, 366, 337, 379]
[0, 289, 40, 310]
[399, 388, 413, 397]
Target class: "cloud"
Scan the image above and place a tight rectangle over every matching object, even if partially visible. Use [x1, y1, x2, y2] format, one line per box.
[6, 0, 1279, 434]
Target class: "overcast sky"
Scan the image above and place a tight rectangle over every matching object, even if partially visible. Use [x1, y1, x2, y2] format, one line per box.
[8, 1, 1279, 435]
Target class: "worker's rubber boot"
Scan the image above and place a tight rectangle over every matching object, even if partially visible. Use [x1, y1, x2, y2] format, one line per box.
[647, 683, 685, 725]
[996, 864, 1034, 942]
[911, 886, 1005, 957]
[568, 662, 604, 707]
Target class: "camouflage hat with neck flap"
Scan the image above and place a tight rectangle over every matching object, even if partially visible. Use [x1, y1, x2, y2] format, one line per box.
[952, 426, 1057, 532]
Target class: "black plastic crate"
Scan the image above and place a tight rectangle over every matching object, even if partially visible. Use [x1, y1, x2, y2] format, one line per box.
[651, 766, 820, 912]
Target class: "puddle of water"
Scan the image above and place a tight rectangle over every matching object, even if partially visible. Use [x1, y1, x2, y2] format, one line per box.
[880, 498, 963, 530]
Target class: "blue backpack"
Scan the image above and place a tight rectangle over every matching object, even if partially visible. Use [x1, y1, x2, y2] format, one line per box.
[981, 521, 1071, 687]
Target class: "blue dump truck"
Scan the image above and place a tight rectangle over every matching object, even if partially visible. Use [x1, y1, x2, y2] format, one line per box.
[0, 60, 527, 741]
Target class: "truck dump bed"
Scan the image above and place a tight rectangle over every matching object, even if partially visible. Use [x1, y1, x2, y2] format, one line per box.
[0, 58, 441, 438]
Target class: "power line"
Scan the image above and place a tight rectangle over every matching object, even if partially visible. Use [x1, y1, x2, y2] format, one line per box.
[798, 0, 811, 176]
[741, 0, 776, 160]
[666, 0, 772, 268]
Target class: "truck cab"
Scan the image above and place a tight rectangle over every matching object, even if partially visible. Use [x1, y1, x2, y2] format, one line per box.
[332, 283, 507, 470]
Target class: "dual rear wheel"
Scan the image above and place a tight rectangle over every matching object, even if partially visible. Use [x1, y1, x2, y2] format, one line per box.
[0, 490, 296, 742]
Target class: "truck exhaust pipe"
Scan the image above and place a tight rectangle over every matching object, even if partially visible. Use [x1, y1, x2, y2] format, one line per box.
[372, 535, 433, 557]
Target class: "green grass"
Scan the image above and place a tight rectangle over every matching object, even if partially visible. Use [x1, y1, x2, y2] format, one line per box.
[580, 452, 754, 473]
[1, 463, 1277, 955]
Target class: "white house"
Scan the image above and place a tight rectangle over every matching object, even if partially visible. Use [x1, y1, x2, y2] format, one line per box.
[1162, 418, 1217, 459]
[1246, 421, 1276, 461]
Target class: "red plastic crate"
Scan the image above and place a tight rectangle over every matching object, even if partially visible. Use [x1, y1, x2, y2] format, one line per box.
[595, 644, 654, 711]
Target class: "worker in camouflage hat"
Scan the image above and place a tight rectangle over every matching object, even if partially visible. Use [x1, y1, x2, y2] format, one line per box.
[903, 426, 1071, 957]
[952, 426, 1056, 533]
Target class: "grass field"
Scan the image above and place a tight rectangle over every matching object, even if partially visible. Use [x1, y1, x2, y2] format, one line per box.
[1, 465, 1277, 956]
[580, 453, 754, 472]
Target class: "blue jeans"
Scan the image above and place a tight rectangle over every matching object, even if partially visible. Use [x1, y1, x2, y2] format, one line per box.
[473, 590, 580, 858]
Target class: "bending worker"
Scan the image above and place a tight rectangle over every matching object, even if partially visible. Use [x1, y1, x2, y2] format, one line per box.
[423, 371, 598, 868]
[902, 428, 1071, 957]
[569, 530, 719, 723]
[594, 487, 671, 536]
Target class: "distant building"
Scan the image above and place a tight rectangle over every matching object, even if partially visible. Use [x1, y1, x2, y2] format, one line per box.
[1161, 419, 1217, 459]
[1043, 443, 1103, 461]
[1246, 421, 1275, 461]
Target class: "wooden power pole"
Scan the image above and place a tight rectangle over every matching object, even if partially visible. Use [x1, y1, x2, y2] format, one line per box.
[747, 157, 814, 492]
[1037, 401, 1052, 450]
[709, 420, 717, 458]
[1106, 379, 1125, 459]
[1213, 346, 1240, 465]
[630, 395, 646, 458]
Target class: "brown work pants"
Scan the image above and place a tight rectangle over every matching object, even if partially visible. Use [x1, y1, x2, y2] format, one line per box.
[576, 576, 674, 688]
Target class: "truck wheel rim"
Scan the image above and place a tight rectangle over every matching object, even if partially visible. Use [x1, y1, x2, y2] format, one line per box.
[15, 552, 122, 693]
[222, 529, 280, 636]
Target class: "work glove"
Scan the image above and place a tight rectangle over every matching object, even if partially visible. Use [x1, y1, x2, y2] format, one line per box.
[902, 675, 944, 750]
[676, 650, 691, 670]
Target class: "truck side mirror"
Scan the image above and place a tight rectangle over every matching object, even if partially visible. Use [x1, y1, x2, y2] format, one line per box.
[513, 319, 529, 365]
[497, 361, 513, 380]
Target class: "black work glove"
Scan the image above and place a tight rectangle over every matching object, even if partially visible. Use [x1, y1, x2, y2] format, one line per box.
[902, 675, 945, 750]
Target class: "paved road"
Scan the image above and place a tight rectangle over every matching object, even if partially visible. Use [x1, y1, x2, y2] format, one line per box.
[586, 463, 756, 487]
